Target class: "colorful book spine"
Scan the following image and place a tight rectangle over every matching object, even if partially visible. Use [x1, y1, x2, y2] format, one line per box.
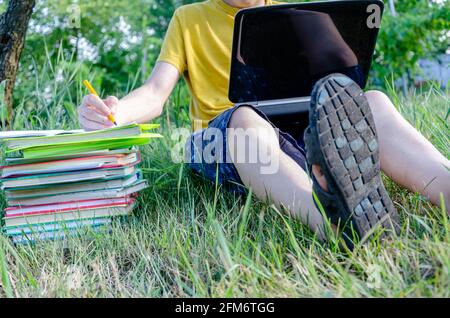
[0, 125, 161, 243]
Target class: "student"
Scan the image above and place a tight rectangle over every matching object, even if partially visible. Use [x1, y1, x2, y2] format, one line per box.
[78, 0, 450, 242]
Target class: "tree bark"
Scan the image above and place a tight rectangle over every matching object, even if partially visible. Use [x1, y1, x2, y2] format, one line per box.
[0, 0, 35, 128]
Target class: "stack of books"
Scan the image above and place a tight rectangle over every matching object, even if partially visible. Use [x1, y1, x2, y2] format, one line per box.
[0, 124, 161, 243]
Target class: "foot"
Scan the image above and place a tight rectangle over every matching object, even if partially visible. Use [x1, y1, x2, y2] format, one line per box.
[312, 165, 329, 193]
[304, 74, 401, 246]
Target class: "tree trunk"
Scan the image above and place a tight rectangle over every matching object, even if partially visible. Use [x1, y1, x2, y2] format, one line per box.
[0, 0, 35, 128]
[388, 0, 397, 17]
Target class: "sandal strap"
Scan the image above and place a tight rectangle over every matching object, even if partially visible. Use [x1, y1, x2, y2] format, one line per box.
[310, 173, 341, 224]
[303, 126, 320, 165]
[304, 126, 340, 223]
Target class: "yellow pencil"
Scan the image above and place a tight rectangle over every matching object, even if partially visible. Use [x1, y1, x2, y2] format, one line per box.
[83, 79, 117, 126]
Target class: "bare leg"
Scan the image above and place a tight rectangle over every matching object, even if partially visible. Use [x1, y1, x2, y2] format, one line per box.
[366, 90, 450, 208]
[227, 106, 326, 237]
[227, 90, 449, 241]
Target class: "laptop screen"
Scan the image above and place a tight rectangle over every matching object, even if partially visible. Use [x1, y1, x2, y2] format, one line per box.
[228, 1, 383, 103]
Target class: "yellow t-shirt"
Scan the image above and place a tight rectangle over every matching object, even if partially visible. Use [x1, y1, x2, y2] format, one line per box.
[157, 0, 279, 130]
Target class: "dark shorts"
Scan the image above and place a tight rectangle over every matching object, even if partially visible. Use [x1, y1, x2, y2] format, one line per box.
[186, 104, 307, 194]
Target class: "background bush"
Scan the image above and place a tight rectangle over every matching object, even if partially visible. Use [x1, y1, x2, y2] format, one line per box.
[0, 0, 447, 125]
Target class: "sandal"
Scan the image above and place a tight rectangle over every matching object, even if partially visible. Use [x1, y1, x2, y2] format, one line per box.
[304, 74, 400, 245]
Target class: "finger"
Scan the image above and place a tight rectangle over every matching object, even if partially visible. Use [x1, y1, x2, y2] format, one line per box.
[78, 105, 110, 125]
[78, 110, 111, 129]
[79, 114, 111, 131]
[103, 96, 119, 115]
[83, 94, 112, 116]
[78, 105, 113, 126]
[78, 115, 103, 131]
[103, 96, 118, 107]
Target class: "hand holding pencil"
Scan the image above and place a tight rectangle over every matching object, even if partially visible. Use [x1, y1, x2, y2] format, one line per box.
[78, 80, 120, 131]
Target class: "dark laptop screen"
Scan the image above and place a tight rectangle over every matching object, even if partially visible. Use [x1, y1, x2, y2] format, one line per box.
[229, 1, 383, 103]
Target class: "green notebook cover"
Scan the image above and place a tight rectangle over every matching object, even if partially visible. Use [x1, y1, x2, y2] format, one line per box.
[3, 123, 159, 149]
[19, 133, 161, 159]
[2, 124, 162, 159]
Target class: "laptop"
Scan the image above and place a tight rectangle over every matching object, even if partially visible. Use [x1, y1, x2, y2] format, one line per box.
[228, 0, 384, 136]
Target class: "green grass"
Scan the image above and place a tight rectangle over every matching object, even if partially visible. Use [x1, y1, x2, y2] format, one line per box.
[0, 55, 449, 297]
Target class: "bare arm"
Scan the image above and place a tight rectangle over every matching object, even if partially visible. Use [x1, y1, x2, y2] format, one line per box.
[77, 61, 180, 130]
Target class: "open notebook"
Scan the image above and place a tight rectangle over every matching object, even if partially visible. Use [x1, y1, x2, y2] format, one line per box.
[0, 129, 84, 139]
[2, 123, 162, 159]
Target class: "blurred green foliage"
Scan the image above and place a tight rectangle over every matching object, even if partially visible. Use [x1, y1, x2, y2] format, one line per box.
[11, 0, 194, 97]
[1, 0, 449, 107]
[372, 0, 450, 86]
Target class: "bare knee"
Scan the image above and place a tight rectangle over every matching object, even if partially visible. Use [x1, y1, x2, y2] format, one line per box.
[229, 106, 281, 145]
[365, 90, 399, 130]
[229, 106, 268, 130]
[365, 90, 397, 116]
[228, 106, 278, 141]
[227, 106, 279, 164]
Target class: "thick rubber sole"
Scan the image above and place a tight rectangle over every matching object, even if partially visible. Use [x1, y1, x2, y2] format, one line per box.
[310, 74, 400, 241]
